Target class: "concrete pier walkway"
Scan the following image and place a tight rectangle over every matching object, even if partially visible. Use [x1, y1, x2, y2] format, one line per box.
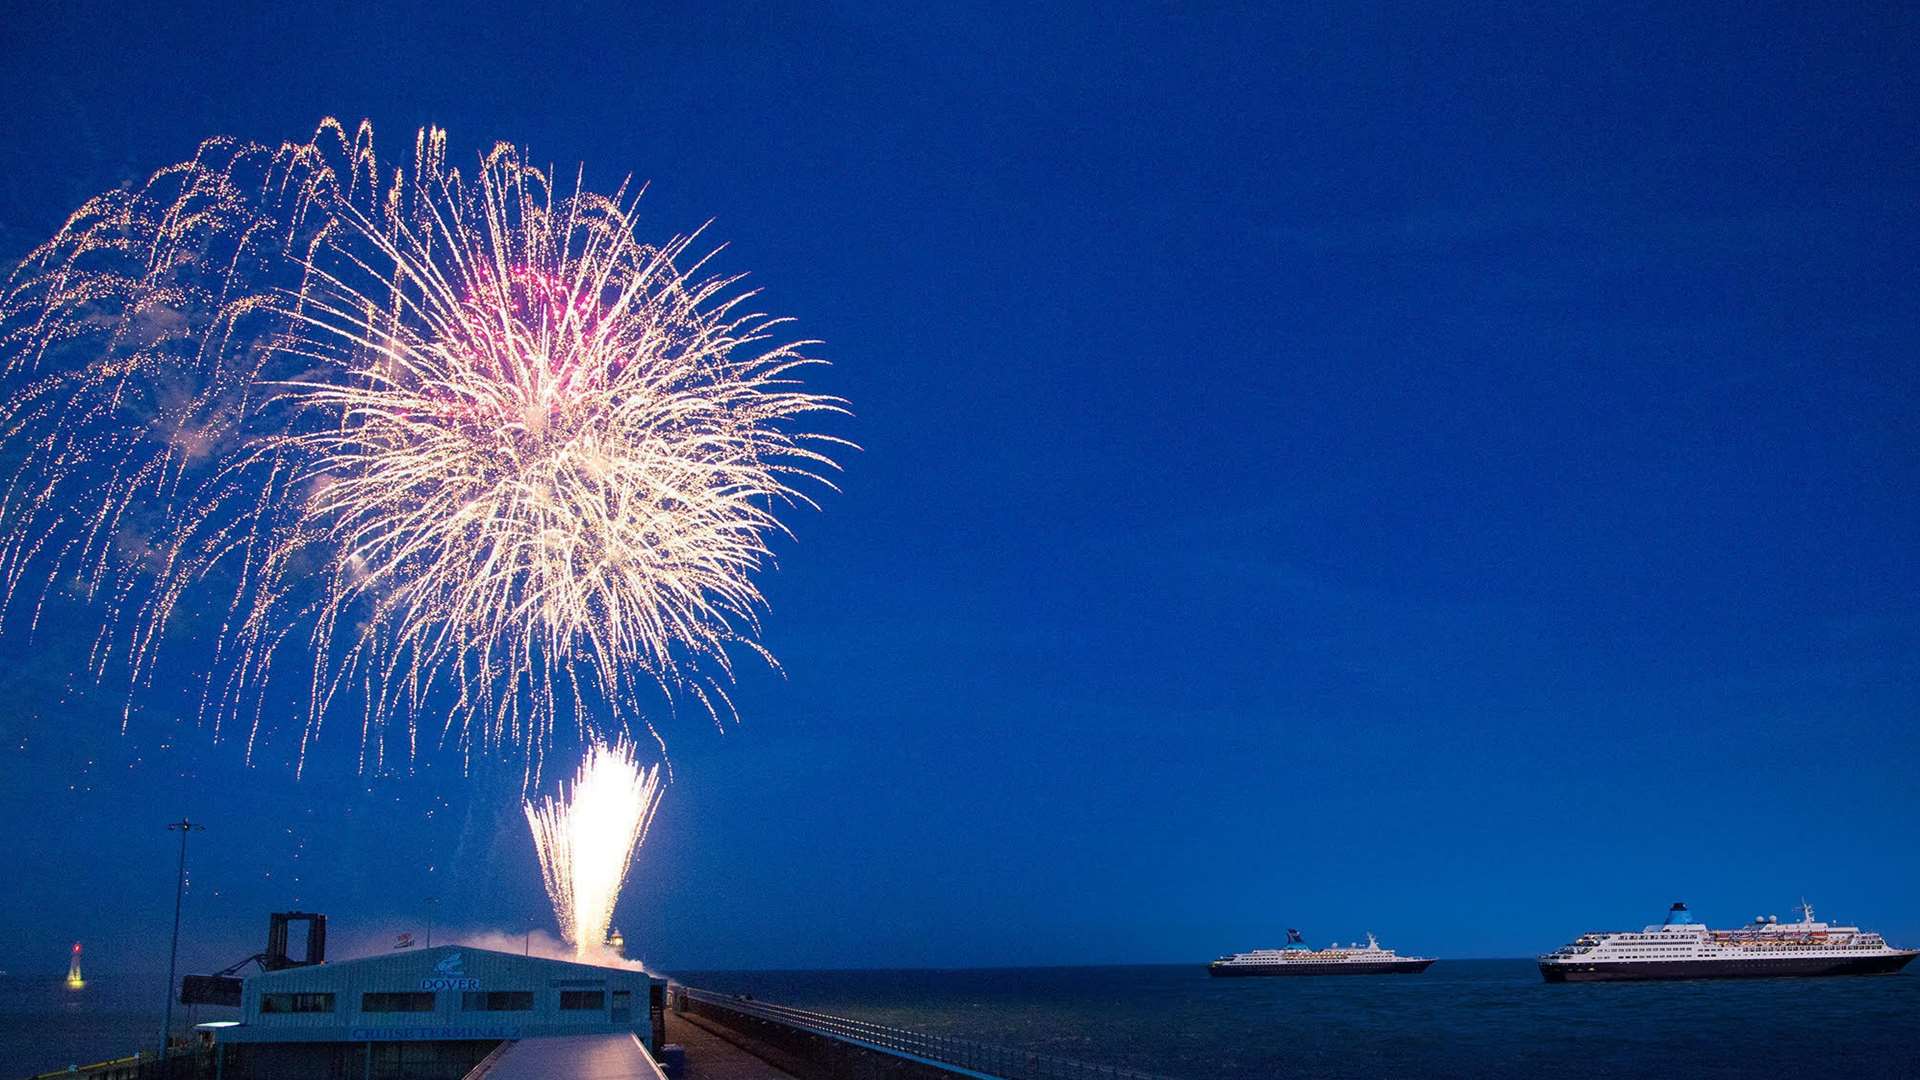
[666, 1009, 802, 1080]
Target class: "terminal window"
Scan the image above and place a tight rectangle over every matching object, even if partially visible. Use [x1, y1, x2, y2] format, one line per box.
[463, 990, 535, 1011]
[260, 992, 335, 1014]
[362, 991, 437, 1012]
[559, 990, 606, 1010]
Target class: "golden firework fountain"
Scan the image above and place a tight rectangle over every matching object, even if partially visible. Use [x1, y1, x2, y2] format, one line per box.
[524, 739, 665, 957]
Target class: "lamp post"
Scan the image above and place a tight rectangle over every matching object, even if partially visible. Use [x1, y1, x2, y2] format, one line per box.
[425, 896, 438, 948]
[161, 818, 204, 1062]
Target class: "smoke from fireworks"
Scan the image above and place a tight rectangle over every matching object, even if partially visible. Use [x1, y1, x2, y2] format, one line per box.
[524, 739, 664, 956]
[0, 120, 845, 773]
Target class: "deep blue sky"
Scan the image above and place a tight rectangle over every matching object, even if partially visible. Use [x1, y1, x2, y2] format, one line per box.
[0, 3, 1914, 976]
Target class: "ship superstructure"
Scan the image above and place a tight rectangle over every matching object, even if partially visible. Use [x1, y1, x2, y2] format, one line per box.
[1209, 930, 1435, 977]
[1540, 901, 1917, 982]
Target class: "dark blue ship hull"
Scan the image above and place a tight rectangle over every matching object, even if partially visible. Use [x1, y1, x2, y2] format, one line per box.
[1540, 952, 1916, 982]
[1209, 958, 1434, 977]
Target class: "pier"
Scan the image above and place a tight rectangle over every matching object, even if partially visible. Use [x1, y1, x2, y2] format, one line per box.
[24, 983, 1164, 1080]
[666, 986, 1166, 1080]
[666, 1010, 800, 1079]
[459, 984, 1169, 1080]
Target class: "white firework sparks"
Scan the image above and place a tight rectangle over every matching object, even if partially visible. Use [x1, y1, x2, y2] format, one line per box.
[0, 120, 846, 772]
[524, 738, 664, 955]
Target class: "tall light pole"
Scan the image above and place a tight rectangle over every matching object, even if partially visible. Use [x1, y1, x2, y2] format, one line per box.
[161, 818, 204, 1062]
[425, 896, 438, 948]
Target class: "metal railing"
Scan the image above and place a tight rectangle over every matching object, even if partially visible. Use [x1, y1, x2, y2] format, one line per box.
[27, 1048, 215, 1080]
[679, 987, 1169, 1080]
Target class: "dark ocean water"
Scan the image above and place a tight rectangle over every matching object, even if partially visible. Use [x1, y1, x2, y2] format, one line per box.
[0, 975, 237, 1077]
[670, 962, 1920, 1079]
[6, 963, 1917, 1078]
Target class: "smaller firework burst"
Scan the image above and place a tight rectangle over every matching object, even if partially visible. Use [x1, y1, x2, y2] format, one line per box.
[524, 738, 664, 956]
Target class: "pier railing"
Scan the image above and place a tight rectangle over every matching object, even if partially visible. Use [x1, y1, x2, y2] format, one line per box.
[678, 986, 1168, 1080]
[27, 1047, 213, 1080]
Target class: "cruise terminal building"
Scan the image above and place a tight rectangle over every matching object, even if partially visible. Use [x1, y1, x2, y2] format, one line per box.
[204, 944, 666, 1079]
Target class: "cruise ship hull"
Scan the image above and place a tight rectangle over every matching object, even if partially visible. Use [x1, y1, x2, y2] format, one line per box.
[1540, 952, 1916, 982]
[1210, 959, 1435, 977]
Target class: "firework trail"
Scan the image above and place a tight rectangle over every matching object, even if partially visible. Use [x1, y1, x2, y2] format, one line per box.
[524, 738, 664, 956]
[0, 120, 846, 773]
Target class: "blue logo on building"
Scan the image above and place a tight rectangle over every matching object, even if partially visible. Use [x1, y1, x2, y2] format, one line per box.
[421, 950, 480, 990]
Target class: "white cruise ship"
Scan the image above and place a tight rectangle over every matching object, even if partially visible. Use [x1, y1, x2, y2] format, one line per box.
[1209, 930, 1435, 977]
[1540, 901, 1917, 982]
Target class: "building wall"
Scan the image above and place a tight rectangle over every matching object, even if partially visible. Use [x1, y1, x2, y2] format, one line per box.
[223, 1038, 500, 1080]
[227, 945, 656, 1042]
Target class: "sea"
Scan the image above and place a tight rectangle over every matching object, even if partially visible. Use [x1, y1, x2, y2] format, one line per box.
[0, 974, 239, 1077]
[6, 962, 1918, 1079]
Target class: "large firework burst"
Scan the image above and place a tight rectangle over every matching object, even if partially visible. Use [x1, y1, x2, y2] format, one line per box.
[0, 120, 845, 773]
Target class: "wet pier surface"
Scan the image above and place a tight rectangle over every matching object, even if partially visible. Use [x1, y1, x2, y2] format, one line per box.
[666, 1010, 801, 1080]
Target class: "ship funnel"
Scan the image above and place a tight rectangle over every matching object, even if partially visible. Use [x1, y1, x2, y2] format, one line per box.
[1662, 902, 1695, 926]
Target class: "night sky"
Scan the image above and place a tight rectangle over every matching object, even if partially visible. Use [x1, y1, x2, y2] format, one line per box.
[0, 3, 1914, 978]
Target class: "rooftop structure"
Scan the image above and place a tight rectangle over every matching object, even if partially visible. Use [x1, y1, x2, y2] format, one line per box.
[479, 1033, 668, 1080]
